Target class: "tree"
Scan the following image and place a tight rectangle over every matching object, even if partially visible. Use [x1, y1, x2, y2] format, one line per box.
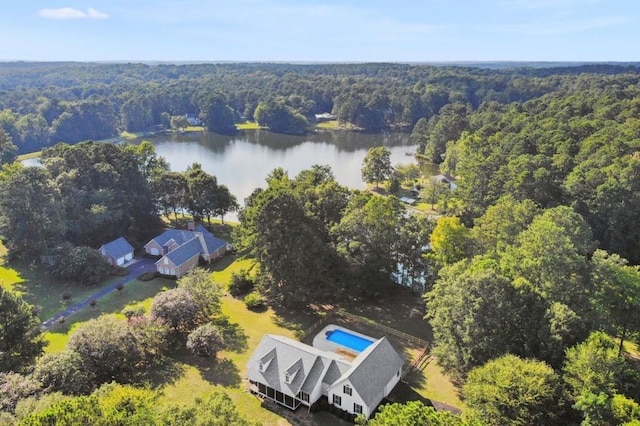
[0, 372, 41, 414]
[563, 332, 640, 425]
[176, 267, 223, 320]
[161, 390, 257, 426]
[0, 128, 17, 165]
[500, 207, 592, 310]
[185, 163, 218, 225]
[365, 400, 475, 425]
[463, 354, 563, 426]
[428, 216, 473, 266]
[471, 195, 539, 254]
[19, 383, 159, 426]
[361, 146, 393, 189]
[333, 193, 403, 295]
[0, 164, 64, 259]
[196, 92, 237, 134]
[150, 287, 204, 333]
[425, 257, 530, 378]
[155, 171, 188, 225]
[67, 315, 147, 384]
[254, 190, 339, 305]
[254, 99, 308, 134]
[52, 246, 111, 286]
[0, 287, 44, 373]
[186, 323, 225, 358]
[32, 350, 96, 395]
[590, 250, 640, 356]
[213, 184, 238, 224]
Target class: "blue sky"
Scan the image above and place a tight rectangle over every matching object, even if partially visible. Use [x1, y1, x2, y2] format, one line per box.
[1, 0, 638, 62]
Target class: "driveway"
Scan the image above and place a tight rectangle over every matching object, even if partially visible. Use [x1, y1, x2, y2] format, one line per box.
[41, 257, 158, 329]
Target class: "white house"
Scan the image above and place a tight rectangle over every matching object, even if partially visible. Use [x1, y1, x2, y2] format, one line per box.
[246, 329, 403, 419]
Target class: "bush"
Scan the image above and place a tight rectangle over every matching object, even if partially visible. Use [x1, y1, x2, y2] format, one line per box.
[137, 271, 158, 281]
[243, 292, 265, 310]
[186, 323, 225, 357]
[229, 270, 254, 297]
[110, 266, 129, 277]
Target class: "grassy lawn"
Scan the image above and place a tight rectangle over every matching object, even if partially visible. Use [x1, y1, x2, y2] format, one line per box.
[236, 121, 262, 130]
[44, 277, 177, 353]
[313, 120, 339, 130]
[16, 151, 42, 161]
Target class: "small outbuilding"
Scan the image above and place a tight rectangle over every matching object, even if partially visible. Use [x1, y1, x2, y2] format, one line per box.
[99, 237, 134, 266]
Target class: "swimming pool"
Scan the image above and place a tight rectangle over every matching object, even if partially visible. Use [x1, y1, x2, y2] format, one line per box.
[326, 329, 374, 352]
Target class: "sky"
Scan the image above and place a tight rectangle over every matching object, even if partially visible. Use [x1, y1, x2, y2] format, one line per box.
[0, 0, 638, 62]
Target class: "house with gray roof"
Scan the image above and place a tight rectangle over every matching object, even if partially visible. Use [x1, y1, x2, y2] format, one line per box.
[144, 224, 230, 278]
[246, 331, 403, 419]
[99, 237, 134, 266]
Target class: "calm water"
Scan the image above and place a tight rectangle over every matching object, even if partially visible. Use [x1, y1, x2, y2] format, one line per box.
[137, 129, 419, 218]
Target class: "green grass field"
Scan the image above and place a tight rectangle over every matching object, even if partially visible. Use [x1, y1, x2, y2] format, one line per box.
[236, 121, 262, 130]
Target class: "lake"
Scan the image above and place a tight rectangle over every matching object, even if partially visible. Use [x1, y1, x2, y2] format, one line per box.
[135, 129, 420, 217]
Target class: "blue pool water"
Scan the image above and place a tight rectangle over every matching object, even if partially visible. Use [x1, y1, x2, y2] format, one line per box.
[326, 329, 374, 352]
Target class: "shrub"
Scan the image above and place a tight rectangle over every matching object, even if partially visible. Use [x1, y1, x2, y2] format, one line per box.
[186, 323, 225, 357]
[229, 270, 254, 297]
[244, 292, 265, 310]
[110, 266, 129, 277]
[137, 271, 159, 281]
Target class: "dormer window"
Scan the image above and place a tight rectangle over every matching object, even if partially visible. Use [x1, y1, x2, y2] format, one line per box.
[259, 356, 273, 372]
[285, 368, 299, 384]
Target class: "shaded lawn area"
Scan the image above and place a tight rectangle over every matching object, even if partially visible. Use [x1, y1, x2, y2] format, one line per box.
[210, 255, 256, 290]
[0, 259, 125, 321]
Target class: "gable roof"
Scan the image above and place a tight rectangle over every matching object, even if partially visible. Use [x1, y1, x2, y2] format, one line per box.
[100, 237, 133, 258]
[148, 225, 229, 268]
[195, 224, 228, 253]
[163, 237, 203, 266]
[338, 337, 403, 407]
[247, 334, 350, 397]
[147, 229, 195, 248]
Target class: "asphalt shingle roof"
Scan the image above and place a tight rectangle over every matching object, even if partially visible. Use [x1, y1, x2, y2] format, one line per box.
[100, 237, 133, 259]
[340, 337, 403, 408]
[164, 237, 203, 266]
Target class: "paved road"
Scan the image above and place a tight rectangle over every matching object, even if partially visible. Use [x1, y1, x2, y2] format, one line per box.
[41, 257, 157, 329]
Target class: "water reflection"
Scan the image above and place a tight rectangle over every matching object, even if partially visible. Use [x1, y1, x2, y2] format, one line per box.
[136, 129, 419, 220]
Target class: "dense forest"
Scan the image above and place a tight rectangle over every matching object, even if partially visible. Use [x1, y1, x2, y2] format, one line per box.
[0, 61, 638, 152]
[1, 61, 640, 425]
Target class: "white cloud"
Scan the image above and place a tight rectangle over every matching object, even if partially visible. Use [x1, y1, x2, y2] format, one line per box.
[38, 7, 109, 20]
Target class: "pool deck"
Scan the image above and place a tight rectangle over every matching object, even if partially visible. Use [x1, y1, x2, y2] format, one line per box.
[312, 324, 377, 359]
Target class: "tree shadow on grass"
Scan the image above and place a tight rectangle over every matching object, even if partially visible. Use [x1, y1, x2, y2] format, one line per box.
[212, 316, 248, 353]
[140, 356, 187, 388]
[198, 358, 241, 387]
[270, 304, 325, 339]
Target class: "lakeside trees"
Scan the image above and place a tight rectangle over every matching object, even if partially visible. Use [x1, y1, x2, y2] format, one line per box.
[1, 62, 638, 151]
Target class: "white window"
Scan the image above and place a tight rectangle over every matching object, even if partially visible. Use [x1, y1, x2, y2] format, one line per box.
[343, 384, 352, 396]
[354, 403, 363, 414]
[333, 394, 341, 406]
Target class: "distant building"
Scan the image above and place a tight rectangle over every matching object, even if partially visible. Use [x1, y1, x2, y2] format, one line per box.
[185, 114, 202, 126]
[314, 112, 335, 122]
[433, 173, 458, 190]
